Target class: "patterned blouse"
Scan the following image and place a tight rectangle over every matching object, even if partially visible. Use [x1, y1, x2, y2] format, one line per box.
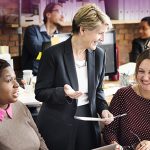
[103, 86, 150, 148]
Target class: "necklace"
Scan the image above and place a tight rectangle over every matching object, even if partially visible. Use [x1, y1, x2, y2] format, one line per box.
[75, 60, 87, 68]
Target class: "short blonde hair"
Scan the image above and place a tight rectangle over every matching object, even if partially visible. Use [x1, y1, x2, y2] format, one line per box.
[72, 3, 112, 33]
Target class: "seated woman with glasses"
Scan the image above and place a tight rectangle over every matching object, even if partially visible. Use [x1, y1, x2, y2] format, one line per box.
[0, 59, 48, 150]
[103, 49, 150, 150]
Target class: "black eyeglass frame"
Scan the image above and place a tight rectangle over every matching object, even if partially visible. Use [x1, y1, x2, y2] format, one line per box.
[122, 130, 142, 150]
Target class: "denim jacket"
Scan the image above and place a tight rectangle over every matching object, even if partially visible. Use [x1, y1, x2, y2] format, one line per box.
[22, 25, 58, 75]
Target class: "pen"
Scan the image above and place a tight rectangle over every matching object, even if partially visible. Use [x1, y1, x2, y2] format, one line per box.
[113, 113, 127, 119]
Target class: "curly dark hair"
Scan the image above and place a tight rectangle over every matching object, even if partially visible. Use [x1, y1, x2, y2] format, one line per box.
[0, 59, 10, 77]
[141, 16, 150, 26]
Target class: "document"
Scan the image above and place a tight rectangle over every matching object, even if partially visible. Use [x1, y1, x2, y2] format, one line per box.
[92, 143, 116, 150]
[74, 116, 108, 121]
[74, 113, 127, 122]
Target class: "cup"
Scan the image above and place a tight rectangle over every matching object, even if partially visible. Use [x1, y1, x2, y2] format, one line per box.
[24, 84, 34, 93]
[120, 73, 130, 87]
[23, 70, 33, 85]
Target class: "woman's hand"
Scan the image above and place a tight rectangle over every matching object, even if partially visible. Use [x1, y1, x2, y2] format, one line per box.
[101, 110, 114, 125]
[111, 141, 123, 150]
[64, 84, 83, 99]
[136, 140, 150, 150]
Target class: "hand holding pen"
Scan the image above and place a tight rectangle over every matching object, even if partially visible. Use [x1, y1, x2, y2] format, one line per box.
[101, 111, 127, 124]
[103, 113, 127, 120]
[101, 110, 114, 125]
[112, 113, 127, 119]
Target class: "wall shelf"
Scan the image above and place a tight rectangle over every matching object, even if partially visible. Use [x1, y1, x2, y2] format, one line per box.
[5, 19, 140, 28]
[61, 20, 140, 26]
[111, 20, 140, 24]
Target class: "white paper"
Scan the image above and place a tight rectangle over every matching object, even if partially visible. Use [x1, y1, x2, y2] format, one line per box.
[74, 116, 110, 122]
[74, 113, 127, 122]
[92, 144, 116, 150]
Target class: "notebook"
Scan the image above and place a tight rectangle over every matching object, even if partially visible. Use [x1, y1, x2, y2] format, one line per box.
[92, 144, 116, 150]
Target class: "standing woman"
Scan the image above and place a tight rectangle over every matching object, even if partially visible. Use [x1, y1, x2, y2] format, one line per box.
[35, 3, 114, 150]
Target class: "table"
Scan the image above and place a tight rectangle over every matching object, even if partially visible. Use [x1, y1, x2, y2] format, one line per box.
[103, 80, 121, 104]
[18, 80, 121, 106]
[18, 87, 41, 106]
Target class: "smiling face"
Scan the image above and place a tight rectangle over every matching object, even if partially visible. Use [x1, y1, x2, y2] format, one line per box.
[0, 66, 19, 106]
[136, 59, 150, 91]
[81, 23, 108, 50]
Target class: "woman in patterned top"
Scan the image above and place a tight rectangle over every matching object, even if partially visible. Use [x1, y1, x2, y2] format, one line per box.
[103, 49, 150, 150]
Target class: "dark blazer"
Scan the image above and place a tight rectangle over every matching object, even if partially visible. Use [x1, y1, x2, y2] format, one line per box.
[129, 37, 150, 62]
[35, 37, 108, 149]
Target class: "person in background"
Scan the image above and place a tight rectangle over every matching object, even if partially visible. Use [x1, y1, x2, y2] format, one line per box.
[0, 59, 48, 150]
[129, 16, 150, 62]
[35, 3, 114, 150]
[22, 2, 64, 76]
[103, 49, 150, 150]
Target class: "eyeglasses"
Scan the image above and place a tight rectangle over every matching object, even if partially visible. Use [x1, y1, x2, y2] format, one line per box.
[122, 130, 141, 150]
[130, 130, 141, 144]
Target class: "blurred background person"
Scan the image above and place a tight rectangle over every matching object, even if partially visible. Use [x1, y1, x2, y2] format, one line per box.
[129, 16, 150, 62]
[103, 49, 150, 150]
[0, 59, 48, 150]
[35, 3, 114, 150]
[22, 2, 64, 76]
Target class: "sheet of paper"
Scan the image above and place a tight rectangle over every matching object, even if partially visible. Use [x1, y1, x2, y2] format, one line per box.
[74, 113, 127, 122]
[74, 116, 109, 122]
[92, 144, 116, 150]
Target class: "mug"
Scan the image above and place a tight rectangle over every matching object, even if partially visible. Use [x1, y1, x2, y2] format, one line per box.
[23, 70, 33, 85]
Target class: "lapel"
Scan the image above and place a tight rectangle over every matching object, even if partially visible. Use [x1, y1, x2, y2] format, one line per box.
[64, 38, 78, 91]
[87, 49, 95, 101]
[64, 38, 96, 97]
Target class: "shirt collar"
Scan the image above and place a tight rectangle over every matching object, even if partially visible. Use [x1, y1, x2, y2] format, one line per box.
[6, 103, 13, 118]
[0, 104, 13, 122]
[40, 24, 47, 32]
[40, 24, 59, 34]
